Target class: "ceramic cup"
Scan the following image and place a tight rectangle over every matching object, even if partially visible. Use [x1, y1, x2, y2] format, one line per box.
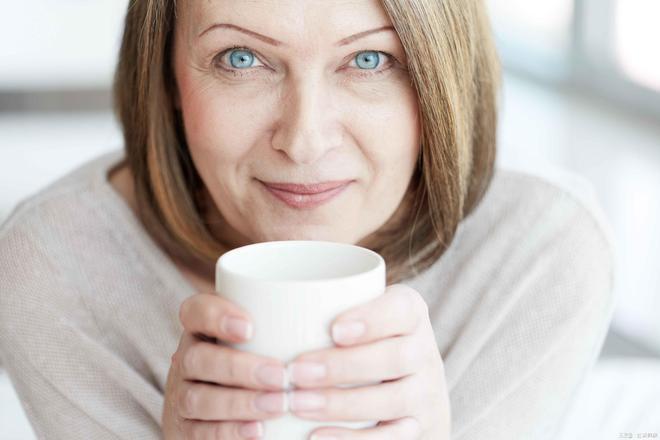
[215, 240, 386, 439]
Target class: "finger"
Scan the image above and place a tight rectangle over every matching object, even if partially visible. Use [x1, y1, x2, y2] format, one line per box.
[180, 419, 264, 439]
[309, 417, 421, 439]
[171, 330, 196, 367]
[177, 381, 288, 421]
[289, 374, 421, 422]
[179, 337, 288, 391]
[288, 334, 428, 388]
[179, 292, 254, 343]
[330, 284, 428, 346]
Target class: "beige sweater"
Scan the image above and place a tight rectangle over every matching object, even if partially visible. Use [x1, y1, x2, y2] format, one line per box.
[0, 150, 616, 439]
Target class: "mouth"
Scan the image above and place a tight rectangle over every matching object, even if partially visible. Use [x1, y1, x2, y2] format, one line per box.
[258, 179, 353, 209]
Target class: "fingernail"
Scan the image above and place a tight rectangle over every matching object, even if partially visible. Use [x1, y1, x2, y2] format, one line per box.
[239, 421, 263, 438]
[222, 316, 253, 339]
[255, 392, 287, 413]
[287, 362, 327, 384]
[332, 320, 365, 343]
[256, 364, 287, 388]
[289, 391, 326, 411]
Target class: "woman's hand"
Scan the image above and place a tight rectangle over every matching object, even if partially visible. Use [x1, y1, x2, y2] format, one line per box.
[162, 292, 289, 439]
[286, 284, 451, 439]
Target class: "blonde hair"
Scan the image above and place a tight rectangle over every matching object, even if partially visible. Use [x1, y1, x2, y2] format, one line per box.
[113, 0, 501, 285]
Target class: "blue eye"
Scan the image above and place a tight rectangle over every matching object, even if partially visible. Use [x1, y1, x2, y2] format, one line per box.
[214, 46, 398, 79]
[354, 51, 381, 70]
[213, 47, 266, 77]
[229, 49, 256, 69]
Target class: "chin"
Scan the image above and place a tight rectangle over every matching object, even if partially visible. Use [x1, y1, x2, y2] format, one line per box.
[255, 224, 355, 244]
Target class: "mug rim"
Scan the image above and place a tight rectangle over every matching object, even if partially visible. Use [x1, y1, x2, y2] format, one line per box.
[215, 240, 385, 285]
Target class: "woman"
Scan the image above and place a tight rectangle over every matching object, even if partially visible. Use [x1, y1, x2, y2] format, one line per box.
[0, 0, 616, 439]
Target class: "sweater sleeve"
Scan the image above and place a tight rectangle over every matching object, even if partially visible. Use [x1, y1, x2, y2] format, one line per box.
[444, 179, 617, 439]
[0, 204, 163, 440]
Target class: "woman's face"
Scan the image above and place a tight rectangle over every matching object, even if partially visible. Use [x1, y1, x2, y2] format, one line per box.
[173, 0, 420, 248]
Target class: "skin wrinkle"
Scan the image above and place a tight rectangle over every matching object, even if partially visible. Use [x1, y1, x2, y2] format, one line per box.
[172, 0, 421, 251]
[115, 0, 499, 285]
[197, 22, 397, 47]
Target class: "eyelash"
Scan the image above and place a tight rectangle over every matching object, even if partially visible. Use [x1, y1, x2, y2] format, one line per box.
[212, 46, 398, 80]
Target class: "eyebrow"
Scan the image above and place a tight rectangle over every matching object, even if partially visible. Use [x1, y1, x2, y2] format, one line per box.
[197, 23, 395, 47]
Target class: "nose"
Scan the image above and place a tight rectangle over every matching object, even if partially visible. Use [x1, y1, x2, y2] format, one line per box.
[271, 76, 343, 165]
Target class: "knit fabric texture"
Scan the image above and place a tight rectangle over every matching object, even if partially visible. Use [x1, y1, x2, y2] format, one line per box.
[0, 150, 616, 439]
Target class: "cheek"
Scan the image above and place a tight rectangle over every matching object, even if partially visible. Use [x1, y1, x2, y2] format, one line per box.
[345, 82, 420, 181]
[177, 77, 269, 179]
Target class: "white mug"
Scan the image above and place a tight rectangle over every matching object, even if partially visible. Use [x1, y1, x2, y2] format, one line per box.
[216, 240, 386, 439]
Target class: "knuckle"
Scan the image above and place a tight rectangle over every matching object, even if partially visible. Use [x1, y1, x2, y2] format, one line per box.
[402, 375, 423, 414]
[182, 346, 199, 378]
[188, 423, 204, 440]
[390, 377, 414, 415]
[396, 338, 420, 375]
[200, 305, 221, 335]
[214, 422, 228, 440]
[179, 298, 192, 327]
[189, 422, 207, 440]
[398, 387, 414, 415]
[322, 388, 343, 414]
[200, 344, 250, 388]
[180, 419, 195, 438]
[179, 386, 197, 418]
[217, 347, 246, 387]
[181, 419, 234, 440]
[226, 352, 242, 384]
[325, 350, 346, 384]
[389, 343, 407, 376]
[228, 391, 249, 418]
[398, 416, 422, 437]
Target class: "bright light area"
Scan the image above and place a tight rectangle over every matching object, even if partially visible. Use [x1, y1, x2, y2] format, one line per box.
[615, 0, 660, 92]
[487, 0, 574, 56]
[0, 371, 35, 439]
[0, 0, 129, 90]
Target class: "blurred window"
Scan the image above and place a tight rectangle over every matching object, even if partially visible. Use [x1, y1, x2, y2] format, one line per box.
[0, 0, 128, 90]
[488, 0, 660, 117]
[487, 0, 574, 58]
[615, 0, 660, 93]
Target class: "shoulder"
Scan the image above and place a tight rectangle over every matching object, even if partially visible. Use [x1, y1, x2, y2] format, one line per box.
[0, 150, 124, 333]
[0, 151, 119, 261]
[493, 166, 616, 302]
[1, 149, 123, 232]
[434, 167, 619, 437]
[0, 190, 96, 368]
[413, 165, 617, 319]
[463, 165, 615, 277]
[496, 165, 613, 291]
[491, 165, 614, 273]
[1, 148, 124, 234]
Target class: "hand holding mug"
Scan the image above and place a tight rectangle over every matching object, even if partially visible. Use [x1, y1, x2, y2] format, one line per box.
[164, 240, 450, 439]
[162, 291, 287, 439]
[288, 283, 451, 439]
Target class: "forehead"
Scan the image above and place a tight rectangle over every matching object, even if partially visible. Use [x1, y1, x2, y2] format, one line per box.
[180, 0, 393, 43]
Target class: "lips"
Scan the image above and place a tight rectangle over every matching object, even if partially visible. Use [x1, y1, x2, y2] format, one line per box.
[260, 180, 353, 194]
[258, 179, 353, 209]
